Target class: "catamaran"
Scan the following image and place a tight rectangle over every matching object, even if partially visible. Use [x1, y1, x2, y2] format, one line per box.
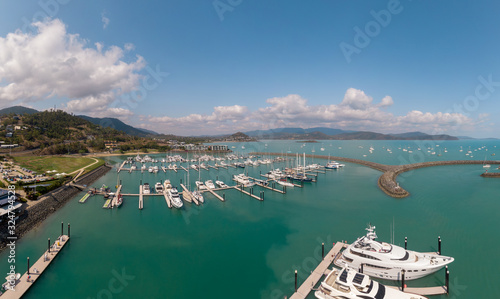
[335, 225, 454, 280]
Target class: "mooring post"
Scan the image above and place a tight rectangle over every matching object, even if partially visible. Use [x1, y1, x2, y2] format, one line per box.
[445, 266, 449, 294]
[360, 264, 364, 273]
[401, 269, 405, 292]
[61, 221, 63, 236]
[48, 238, 50, 253]
[294, 270, 298, 292]
[223, 193, 225, 200]
[27, 257, 30, 275]
[405, 237, 407, 249]
[68, 223, 70, 238]
[438, 236, 441, 255]
[322, 243, 324, 259]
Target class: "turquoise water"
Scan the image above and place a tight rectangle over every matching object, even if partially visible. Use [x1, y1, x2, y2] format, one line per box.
[1, 140, 499, 298]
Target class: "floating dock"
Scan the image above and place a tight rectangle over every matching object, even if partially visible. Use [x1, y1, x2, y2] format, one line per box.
[1, 235, 70, 299]
[117, 161, 127, 173]
[290, 242, 347, 299]
[163, 191, 171, 208]
[103, 198, 112, 208]
[204, 187, 225, 202]
[139, 185, 143, 210]
[233, 185, 262, 201]
[78, 192, 90, 203]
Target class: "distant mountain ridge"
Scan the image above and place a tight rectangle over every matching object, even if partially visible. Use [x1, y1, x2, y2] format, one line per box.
[244, 127, 458, 140]
[0, 106, 38, 115]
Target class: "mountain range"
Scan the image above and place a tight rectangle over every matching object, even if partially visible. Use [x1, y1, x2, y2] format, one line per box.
[0, 106, 484, 140]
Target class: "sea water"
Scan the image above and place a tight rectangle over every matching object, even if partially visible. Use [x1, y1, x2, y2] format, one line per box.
[0, 139, 498, 298]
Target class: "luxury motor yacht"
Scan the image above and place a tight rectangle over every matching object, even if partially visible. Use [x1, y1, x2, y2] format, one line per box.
[233, 174, 255, 187]
[163, 180, 172, 192]
[155, 182, 163, 193]
[315, 267, 428, 299]
[205, 180, 216, 189]
[215, 180, 228, 188]
[335, 225, 454, 280]
[143, 183, 150, 194]
[196, 181, 206, 190]
[167, 187, 183, 209]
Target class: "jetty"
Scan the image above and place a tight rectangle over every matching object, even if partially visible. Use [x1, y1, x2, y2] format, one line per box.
[233, 185, 261, 201]
[290, 242, 347, 299]
[117, 161, 127, 173]
[139, 185, 143, 210]
[204, 187, 225, 202]
[252, 152, 500, 198]
[163, 191, 171, 208]
[2, 233, 70, 299]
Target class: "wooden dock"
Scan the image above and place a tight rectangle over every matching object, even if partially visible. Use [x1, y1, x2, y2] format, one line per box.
[163, 191, 171, 208]
[290, 242, 347, 299]
[387, 285, 448, 296]
[254, 180, 286, 194]
[139, 185, 143, 210]
[117, 160, 127, 173]
[204, 187, 225, 202]
[2, 235, 70, 299]
[233, 185, 262, 201]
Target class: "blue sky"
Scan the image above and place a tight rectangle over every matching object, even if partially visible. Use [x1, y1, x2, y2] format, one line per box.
[0, 0, 499, 137]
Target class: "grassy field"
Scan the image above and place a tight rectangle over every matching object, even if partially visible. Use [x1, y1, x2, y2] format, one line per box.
[13, 156, 104, 174]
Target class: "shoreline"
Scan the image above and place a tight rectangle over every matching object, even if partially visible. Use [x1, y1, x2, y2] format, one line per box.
[0, 164, 112, 253]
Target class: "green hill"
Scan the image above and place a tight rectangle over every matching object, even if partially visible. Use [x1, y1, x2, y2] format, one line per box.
[0, 106, 38, 115]
[78, 115, 157, 137]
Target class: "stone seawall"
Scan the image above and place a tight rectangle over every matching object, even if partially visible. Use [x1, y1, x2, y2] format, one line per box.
[0, 164, 111, 252]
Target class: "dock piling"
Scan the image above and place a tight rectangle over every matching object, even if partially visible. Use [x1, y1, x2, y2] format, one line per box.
[438, 236, 441, 255]
[68, 223, 70, 238]
[223, 193, 225, 200]
[48, 238, 50, 253]
[294, 270, 298, 292]
[360, 264, 363, 274]
[61, 221, 63, 236]
[445, 266, 449, 294]
[322, 243, 324, 259]
[401, 269, 405, 292]
[405, 237, 407, 249]
[27, 257, 30, 276]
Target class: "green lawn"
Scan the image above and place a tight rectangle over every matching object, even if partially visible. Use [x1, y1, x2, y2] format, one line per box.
[13, 156, 103, 174]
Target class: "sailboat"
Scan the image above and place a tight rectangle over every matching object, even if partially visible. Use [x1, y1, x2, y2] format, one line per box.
[483, 156, 491, 169]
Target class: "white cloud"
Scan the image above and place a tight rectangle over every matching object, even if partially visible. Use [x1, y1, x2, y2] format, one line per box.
[144, 88, 477, 136]
[0, 18, 145, 118]
[102, 12, 110, 29]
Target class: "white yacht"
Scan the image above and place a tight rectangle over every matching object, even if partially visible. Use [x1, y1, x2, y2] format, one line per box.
[192, 190, 204, 203]
[143, 183, 150, 194]
[155, 182, 163, 193]
[275, 178, 294, 187]
[233, 174, 255, 187]
[315, 267, 428, 299]
[205, 180, 216, 189]
[163, 180, 172, 192]
[168, 187, 183, 209]
[215, 180, 228, 188]
[335, 225, 454, 280]
[196, 181, 206, 190]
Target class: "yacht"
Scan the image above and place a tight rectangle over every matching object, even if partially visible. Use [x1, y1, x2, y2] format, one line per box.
[163, 180, 172, 192]
[275, 178, 294, 187]
[205, 180, 216, 189]
[215, 180, 228, 188]
[143, 183, 150, 194]
[233, 174, 255, 187]
[192, 190, 204, 203]
[315, 267, 428, 299]
[196, 181, 206, 190]
[167, 187, 183, 208]
[155, 182, 163, 194]
[335, 225, 454, 280]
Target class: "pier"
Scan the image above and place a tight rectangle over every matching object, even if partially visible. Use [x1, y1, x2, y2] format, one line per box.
[139, 185, 143, 210]
[252, 152, 500, 198]
[233, 185, 262, 201]
[117, 160, 127, 173]
[2, 234, 70, 299]
[290, 242, 347, 299]
[111, 185, 122, 208]
[203, 187, 225, 202]
[163, 191, 171, 208]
